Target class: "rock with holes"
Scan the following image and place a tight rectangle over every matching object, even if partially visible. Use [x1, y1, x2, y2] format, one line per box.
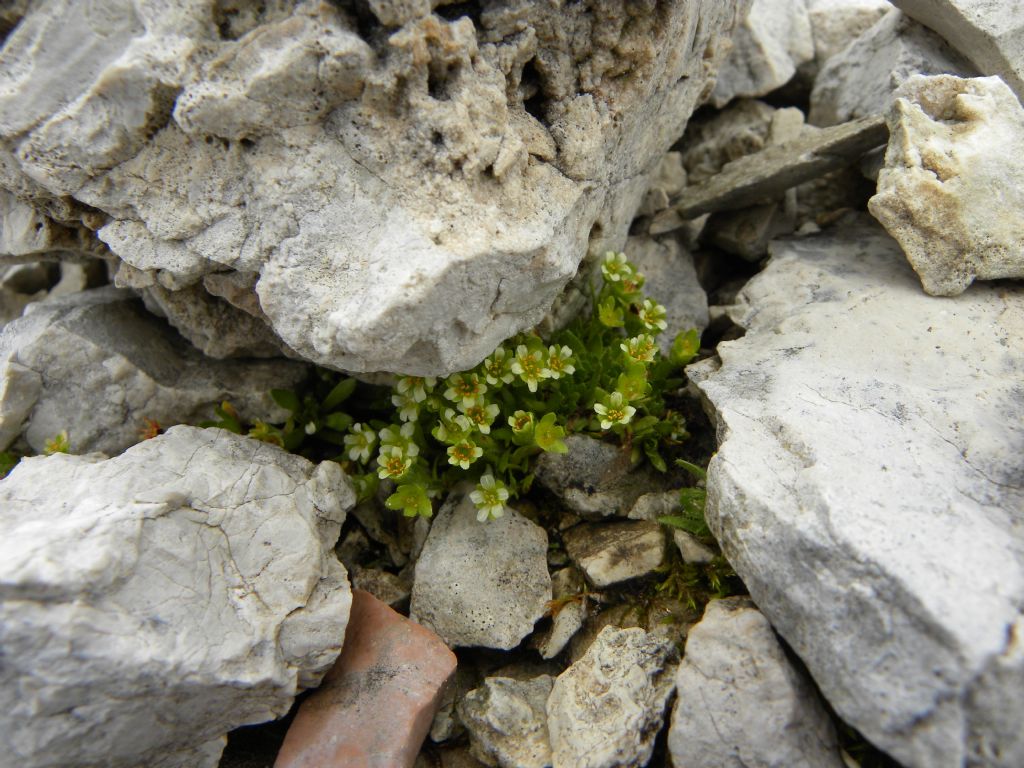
[458, 675, 555, 768]
[0, 286, 306, 455]
[693, 219, 1024, 768]
[711, 0, 814, 107]
[0, 425, 354, 768]
[0, 0, 747, 375]
[547, 625, 678, 768]
[669, 597, 845, 768]
[809, 8, 975, 126]
[869, 74, 1024, 295]
[410, 490, 550, 649]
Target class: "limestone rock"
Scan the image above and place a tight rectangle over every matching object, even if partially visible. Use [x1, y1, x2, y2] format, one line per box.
[458, 675, 554, 768]
[0, 0, 747, 376]
[673, 530, 717, 564]
[535, 434, 673, 519]
[0, 286, 306, 455]
[711, 0, 814, 107]
[562, 521, 666, 588]
[0, 426, 354, 768]
[547, 626, 678, 768]
[694, 220, 1024, 768]
[411, 491, 551, 649]
[869, 74, 1024, 295]
[669, 597, 844, 768]
[809, 9, 975, 126]
[806, 0, 892, 70]
[892, 0, 1024, 103]
[534, 567, 588, 660]
[276, 589, 456, 768]
[679, 99, 777, 187]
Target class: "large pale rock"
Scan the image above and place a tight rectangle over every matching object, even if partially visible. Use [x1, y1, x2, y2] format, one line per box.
[0, 0, 746, 375]
[410, 491, 551, 649]
[458, 675, 555, 768]
[809, 9, 975, 126]
[669, 597, 844, 768]
[893, 0, 1024, 104]
[0, 286, 306, 454]
[547, 626, 678, 768]
[276, 589, 456, 768]
[0, 426, 354, 768]
[693, 220, 1024, 768]
[869, 74, 1024, 295]
[711, 0, 814, 107]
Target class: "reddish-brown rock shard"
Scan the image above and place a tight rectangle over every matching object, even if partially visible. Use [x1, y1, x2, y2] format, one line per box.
[275, 589, 457, 768]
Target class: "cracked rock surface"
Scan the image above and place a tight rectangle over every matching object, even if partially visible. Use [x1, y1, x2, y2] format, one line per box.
[0, 286, 307, 454]
[0, 425, 355, 768]
[0, 0, 746, 375]
[691, 219, 1024, 768]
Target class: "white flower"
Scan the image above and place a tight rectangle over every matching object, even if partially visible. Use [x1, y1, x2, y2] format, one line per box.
[510, 344, 550, 393]
[379, 422, 419, 457]
[482, 346, 515, 386]
[638, 299, 668, 332]
[377, 445, 413, 480]
[447, 439, 483, 470]
[601, 251, 630, 282]
[343, 423, 377, 463]
[594, 391, 637, 430]
[620, 334, 658, 364]
[396, 376, 437, 403]
[444, 372, 487, 408]
[546, 344, 575, 379]
[391, 392, 420, 422]
[459, 401, 501, 434]
[470, 472, 510, 521]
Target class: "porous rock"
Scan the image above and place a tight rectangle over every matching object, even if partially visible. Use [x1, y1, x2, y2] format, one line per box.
[458, 675, 554, 768]
[694, 219, 1024, 768]
[892, 0, 1024, 103]
[547, 625, 678, 768]
[809, 8, 975, 126]
[669, 597, 844, 768]
[869, 74, 1024, 295]
[711, 0, 814, 107]
[0, 286, 306, 455]
[0, 426, 354, 768]
[0, 0, 747, 375]
[410, 490, 551, 649]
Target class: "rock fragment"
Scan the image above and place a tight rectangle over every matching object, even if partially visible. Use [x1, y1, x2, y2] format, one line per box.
[694, 219, 1024, 768]
[807, 0, 892, 70]
[458, 675, 554, 768]
[669, 597, 845, 768]
[869, 74, 1024, 295]
[547, 626, 678, 768]
[0, 287, 306, 455]
[411, 491, 550, 649]
[562, 521, 666, 588]
[275, 589, 456, 768]
[0, 426, 354, 768]
[534, 567, 588, 660]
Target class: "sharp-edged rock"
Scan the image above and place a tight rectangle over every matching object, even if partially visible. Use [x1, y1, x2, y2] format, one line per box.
[458, 675, 555, 768]
[869, 74, 1024, 295]
[892, 0, 1024, 104]
[806, 0, 892, 71]
[534, 567, 589, 661]
[0, 426, 354, 768]
[711, 0, 814, 107]
[411, 491, 551, 649]
[0, 286, 306, 455]
[562, 520, 666, 588]
[809, 8, 975, 126]
[547, 626, 678, 768]
[669, 597, 845, 768]
[0, 0, 748, 376]
[275, 589, 456, 768]
[693, 219, 1024, 768]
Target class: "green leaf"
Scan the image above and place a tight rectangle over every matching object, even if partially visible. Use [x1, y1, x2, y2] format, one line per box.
[669, 329, 700, 366]
[324, 412, 353, 432]
[351, 472, 380, 504]
[323, 378, 357, 411]
[270, 388, 302, 413]
[534, 412, 568, 453]
[598, 296, 624, 328]
[385, 482, 434, 518]
[644, 441, 667, 472]
[0, 451, 19, 479]
[675, 459, 708, 481]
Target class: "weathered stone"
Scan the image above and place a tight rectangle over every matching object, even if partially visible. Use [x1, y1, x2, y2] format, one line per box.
[416, 745, 489, 768]
[535, 434, 673, 519]
[562, 521, 666, 588]
[669, 114, 888, 220]
[892, 0, 1024, 103]
[534, 567, 588, 660]
[637, 152, 687, 218]
[350, 565, 411, 608]
[0, 1, 747, 376]
[869, 74, 1024, 295]
[411, 491, 550, 649]
[0, 426, 353, 768]
[673, 530, 717, 564]
[669, 597, 845, 768]
[0, 286, 306, 455]
[0, 189, 106, 262]
[625, 489, 680, 522]
[806, 0, 892, 70]
[458, 675, 554, 768]
[694, 219, 1024, 768]
[679, 99, 777, 187]
[711, 0, 814, 107]
[547, 626, 678, 768]
[625, 234, 708, 349]
[809, 9, 974, 126]
[276, 589, 456, 768]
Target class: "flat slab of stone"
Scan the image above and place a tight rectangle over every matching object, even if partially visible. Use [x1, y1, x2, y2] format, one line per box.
[562, 520, 666, 588]
[692, 219, 1024, 768]
[0, 426, 354, 768]
[668, 115, 888, 220]
[275, 589, 456, 768]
